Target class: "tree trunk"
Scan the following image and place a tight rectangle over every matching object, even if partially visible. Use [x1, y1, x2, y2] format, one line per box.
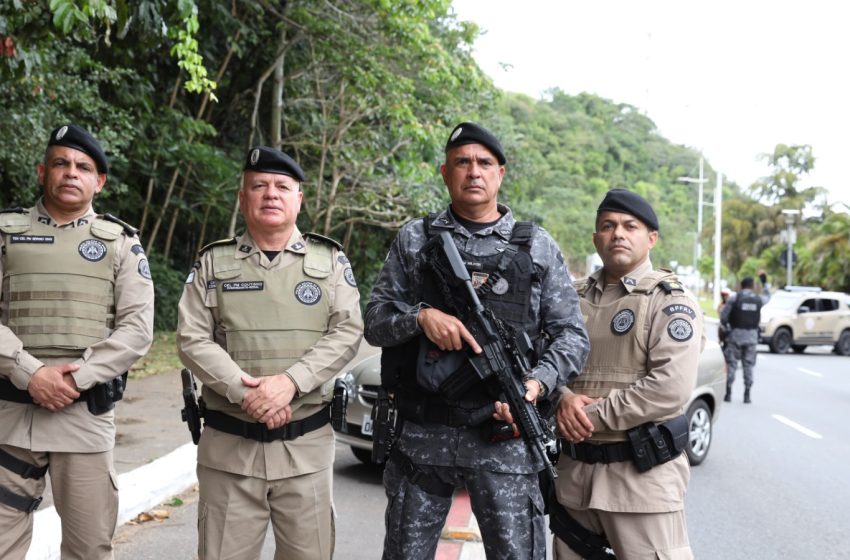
[270, 25, 286, 149]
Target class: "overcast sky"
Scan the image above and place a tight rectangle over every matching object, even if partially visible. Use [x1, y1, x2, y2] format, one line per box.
[452, 0, 849, 208]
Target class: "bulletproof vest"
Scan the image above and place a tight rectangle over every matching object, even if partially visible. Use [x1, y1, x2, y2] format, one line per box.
[728, 291, 762, 329]
[1, 210, 121, 361]
[201, 236, 335, 419]
[569, 270, 682, 442]
[411, 216, 538, 396]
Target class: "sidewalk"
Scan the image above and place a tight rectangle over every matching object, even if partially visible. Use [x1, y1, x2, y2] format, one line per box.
[27, 343, 486, 559]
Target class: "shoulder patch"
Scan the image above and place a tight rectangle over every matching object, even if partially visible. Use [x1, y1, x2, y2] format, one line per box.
[0, 207, 26, 214]
[344, 267, 357, 287]
[303, 232, 343, 251]
[662, 304, 696, 319]
[199, 237, 237, 255]
[667, 318, 694, 342]
[101, 213, 139, 236]
[138, 258, 152, 280]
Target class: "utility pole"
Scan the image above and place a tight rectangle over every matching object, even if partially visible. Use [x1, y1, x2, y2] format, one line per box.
[713, 172, 723, 309]
[678, 157, 709, 289]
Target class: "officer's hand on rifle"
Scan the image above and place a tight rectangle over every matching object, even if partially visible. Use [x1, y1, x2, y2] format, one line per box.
[417, 307, 482, 353]
[492, 379, 541, 433]
[556, 392, 597, 443]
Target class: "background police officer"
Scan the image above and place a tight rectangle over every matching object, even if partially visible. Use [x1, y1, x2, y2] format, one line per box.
[720, 274, 769, 403]
[176, 146, 363, 560]
[553, 189, 704, 559]
[0, 124, 155, 559]
[364, 122, 589, 559]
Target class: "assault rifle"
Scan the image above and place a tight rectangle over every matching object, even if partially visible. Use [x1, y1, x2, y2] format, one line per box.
[423, 231, 558, 482]
[180, 368, 204, 445]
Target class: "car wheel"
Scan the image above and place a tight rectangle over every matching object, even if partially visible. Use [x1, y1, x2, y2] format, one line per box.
[686, 399, 712, 466]
[835, 330, 850, 356]
[791, 344, 807, 354]
[351, 446, 375, 465]
[770, 327, 792, 354]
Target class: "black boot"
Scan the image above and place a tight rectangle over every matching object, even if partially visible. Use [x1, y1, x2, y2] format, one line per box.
[724, 385, 732, 402]
[744, 388, 751, 404]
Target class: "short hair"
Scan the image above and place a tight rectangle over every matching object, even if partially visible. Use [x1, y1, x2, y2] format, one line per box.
[741, 276, 755, 289]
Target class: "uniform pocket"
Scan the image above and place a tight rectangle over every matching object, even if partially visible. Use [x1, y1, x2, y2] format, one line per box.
[529, 484, 547, 560]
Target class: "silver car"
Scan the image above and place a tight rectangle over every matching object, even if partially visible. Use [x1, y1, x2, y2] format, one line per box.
[334, 340, 725, 466]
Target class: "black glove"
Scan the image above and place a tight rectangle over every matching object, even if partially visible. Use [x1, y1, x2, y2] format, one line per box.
[759, 272, 767, 285]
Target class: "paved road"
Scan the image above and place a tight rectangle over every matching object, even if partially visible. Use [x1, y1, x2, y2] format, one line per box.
[687, 345, 850, 559]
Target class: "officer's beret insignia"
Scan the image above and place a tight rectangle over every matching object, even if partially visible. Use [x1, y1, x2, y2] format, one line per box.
[344, 267, 357, 287]
[667, 318, 694, 342]
[250, 148, 260, 165]
[56, 125, 68, 140]
[78, 239, 107, 262]
[663, 304, 696, 319]
[138, 258, 152, 280]
[294, 281, 322, 305]
[611, 309, 635, 335]
[450, 126, 463, 141]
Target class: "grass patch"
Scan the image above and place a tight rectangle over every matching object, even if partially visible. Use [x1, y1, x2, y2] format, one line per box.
[130, 331, 182, 380]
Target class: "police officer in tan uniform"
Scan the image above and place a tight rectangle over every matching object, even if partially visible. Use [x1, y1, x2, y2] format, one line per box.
[0, 124, 155, 560]
[551, 189, 704, 560]
[176, 146, 363, 560]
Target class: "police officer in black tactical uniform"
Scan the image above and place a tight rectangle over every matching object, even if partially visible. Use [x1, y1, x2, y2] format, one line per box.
[364, 122, 589, 560]
[720, 274, 770, 403]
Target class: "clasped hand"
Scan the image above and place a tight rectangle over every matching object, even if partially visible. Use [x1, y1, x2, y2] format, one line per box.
[28, 364, 81, 412]
[241, 374, 296, 430]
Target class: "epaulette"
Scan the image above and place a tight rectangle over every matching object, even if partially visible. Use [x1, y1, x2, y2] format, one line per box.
[659, 280, 685, 294]
[199, 237, 237, 255]
[0, 207, 27, 214]
[303, 232, 343, 251]
[102, 213, 138, 236]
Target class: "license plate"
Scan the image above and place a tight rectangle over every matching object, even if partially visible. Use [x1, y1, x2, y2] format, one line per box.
[361, 413, 374, 436]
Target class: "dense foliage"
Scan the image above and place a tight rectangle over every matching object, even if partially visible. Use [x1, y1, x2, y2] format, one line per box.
[2, 1, 847, 330]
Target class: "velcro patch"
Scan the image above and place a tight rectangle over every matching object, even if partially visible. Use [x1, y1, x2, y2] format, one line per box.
[222, 281, 264, 292]
[662, 304, 696, 319]
[667, 318, 694, 342]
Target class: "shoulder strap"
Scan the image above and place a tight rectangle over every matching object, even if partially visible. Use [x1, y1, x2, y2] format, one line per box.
[101, 213, 138, 236]
[633, 269, 679, 295]
[423, 212, 441, 238]
[303, 231, 343, 251]
[573, 277, 590, 297]
[0, 210, 31, 234]
[509, 221, 536, 247]
[0, 207, 26, 214]
[199, 237, 237, 256]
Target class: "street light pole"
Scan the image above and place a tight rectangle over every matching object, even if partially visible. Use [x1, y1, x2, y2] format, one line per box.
[678, 157, 709, 288]
[781, 209, 801, 287]
[713, 172, 723, 308]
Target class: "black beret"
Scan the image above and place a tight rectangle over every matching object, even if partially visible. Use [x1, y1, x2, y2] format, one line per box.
[244, 146, 305, 182]
[445, 122, 506, 165]
[47, 124, 108, 174]
[597, 188, 659, 231]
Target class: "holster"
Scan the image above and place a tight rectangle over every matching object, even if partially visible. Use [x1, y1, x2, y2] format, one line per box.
[331, 377, 348, 432]
[626, 414, 688, 473]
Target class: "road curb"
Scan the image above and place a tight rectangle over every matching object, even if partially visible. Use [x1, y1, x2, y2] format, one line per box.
[27, 443, 198, 560]
[436, 489, 485, 560]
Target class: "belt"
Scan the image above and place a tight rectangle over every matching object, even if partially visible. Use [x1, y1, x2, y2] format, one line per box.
[397, 397, 494, 428]
[564, 440, 634, 464]
[0, 448, 48, 480]
[203, 406, 331, 442]
[0, 378, 86, 405]
[390, 447, 454, 497]
[0, 485, 42, 513]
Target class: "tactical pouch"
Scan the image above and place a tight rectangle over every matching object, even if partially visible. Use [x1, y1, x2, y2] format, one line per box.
[86, 372, 128, 415]
[331, 378, 348, 431]
[371, 388, 398, 464]
[626, 414, 688, 473]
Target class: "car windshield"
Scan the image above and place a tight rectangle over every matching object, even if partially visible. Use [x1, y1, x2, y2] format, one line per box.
[764, 292, 805, 311]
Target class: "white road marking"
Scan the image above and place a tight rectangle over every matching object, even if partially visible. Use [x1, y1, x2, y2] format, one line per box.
[771, 414, 823, 439]
[798, 367, 824, 378]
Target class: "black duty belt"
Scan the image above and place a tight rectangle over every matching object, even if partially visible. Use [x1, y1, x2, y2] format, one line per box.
[0, 448, 48, 480]
[397, 397, 494, 428]
[564, 440, 634, 464]
[0, 375, 127, 416]
[203, 405, 331, 442]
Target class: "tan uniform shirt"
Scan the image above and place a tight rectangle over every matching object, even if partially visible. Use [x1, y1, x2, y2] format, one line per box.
[0, 200, 155, 452]
[556, 258, 705, 513]
[176, 228, 363, 480]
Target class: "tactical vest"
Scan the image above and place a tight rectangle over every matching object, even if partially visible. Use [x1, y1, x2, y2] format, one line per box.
[1, 210, 121, 361]
[407, 215, 539, 398]
[728, 291, 762, 329]
[201, 236, 336, 419]
[569, 270, 682, 442]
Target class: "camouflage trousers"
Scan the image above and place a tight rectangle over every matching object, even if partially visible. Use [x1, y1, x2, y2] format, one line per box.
[724, 341, 757, 388]
[381, 455, 546, 560]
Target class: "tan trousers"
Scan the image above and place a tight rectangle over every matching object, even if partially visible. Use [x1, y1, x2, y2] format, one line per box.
[197, 464, 334, 560]
[0, 444, 118, 560]
[553, 506, 693, 560]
